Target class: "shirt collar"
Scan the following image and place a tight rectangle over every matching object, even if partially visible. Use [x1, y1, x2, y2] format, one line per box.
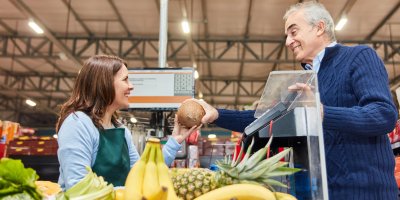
[301, 41, 337, 72]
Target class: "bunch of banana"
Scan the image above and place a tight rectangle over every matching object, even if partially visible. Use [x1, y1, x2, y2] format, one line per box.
[124, 138, 179, 200]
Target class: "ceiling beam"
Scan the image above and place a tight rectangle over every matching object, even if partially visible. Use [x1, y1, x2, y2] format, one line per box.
[234, 0, 254, 108]
[107, 0, 149, 67]
[335, 0, 357, 23]
[0, 19, 17, 35]
[0, 84, 58, 115]
[107, 0, 131, 37]
[1, 35, 398, 65]
[60, 0, 94, 36]
[10, 0, 82, 69]
[365, 1, 400, 41]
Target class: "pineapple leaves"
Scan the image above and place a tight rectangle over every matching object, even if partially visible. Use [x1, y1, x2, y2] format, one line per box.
[261, 167, 302, 178]
[259, 178, 289, 188]
[236, 138, 255, 172]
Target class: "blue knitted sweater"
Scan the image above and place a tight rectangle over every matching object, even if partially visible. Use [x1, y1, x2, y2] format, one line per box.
[215, 44, 398, 199]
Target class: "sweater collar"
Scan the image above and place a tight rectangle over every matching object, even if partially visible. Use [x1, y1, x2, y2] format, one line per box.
[300, 43, 341, 70]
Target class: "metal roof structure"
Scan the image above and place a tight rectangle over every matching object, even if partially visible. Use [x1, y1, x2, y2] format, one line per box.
[0, 0, 399, 127]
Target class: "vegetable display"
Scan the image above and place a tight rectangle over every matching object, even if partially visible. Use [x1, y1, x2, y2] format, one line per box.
[0, 158, 43, 200]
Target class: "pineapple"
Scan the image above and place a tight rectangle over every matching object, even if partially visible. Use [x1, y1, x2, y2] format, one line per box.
[170, 136, 300, 200]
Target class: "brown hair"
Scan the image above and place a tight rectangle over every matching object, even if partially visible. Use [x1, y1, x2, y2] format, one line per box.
[56, 55, 127, 132]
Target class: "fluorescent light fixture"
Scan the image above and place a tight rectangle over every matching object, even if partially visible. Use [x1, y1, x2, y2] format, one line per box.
[58, 52, 68, 61]
[181, 20, 190, 34]
[25, 99, 37, 107]
[208, 134, 217, 139]
[335, 17, 348, 31]
[194, 70, 199, 79]
[28, 21, 44, 34]
[130, 117, 138, 123]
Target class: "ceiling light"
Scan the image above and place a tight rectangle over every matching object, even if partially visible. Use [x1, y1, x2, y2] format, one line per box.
[208, 134, 216, 139]
[194, 70, 199, 79]
[181, 20, 190, 34]
[25, 99, 37, 107]
[130, 117, 138, 123]
[28, 21, 44, 34]
[58, 52, 68, 61]
[198, 91, 203, 99]
[335, 17, 348, 31]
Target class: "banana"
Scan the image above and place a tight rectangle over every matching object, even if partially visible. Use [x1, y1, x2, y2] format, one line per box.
[274, 192, 297, 200]
[147, 186, 168, 200]
[142, 144, 161, 198]
[155, 144, 180, 200]
[194, 183, 276, 200]
[124, 142, 151, 200]
[159, 187, 169, 200]
[114, 188, 124, 200]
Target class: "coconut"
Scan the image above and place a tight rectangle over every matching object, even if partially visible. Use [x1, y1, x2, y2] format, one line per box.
[177, 100, 205, 128]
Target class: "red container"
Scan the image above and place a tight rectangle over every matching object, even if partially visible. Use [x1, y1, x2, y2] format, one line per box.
[0, 143, 6, 158]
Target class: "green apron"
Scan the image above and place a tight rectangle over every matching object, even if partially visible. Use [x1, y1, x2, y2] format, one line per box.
[92, 128, 130, 187]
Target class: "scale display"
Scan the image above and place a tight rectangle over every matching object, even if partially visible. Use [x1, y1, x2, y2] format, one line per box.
[128, 68, 195, 110]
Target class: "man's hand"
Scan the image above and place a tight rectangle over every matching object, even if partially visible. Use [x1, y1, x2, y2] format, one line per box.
[288, 83, 324, 120]
[185, 99, 219, 124]
[287, 83, 315, 103]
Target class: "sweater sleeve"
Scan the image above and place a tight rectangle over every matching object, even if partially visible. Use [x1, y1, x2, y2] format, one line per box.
[214, 109, 256, 132]
[124, 128, 140, 168]
[162, 137, 182, 166]
[57, 112, 97, 190]
[322, 47, 398, 136]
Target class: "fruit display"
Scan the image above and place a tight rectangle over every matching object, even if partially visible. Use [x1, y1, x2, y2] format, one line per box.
[35, 181, 62, 197]
[176, 100, 205, 128]
[170, 136, 300, 200]
[124, 137, 179, 200]
[0, 137, 300, 200]
[193, 183, 276, 200]
[56, 167, 114, 200]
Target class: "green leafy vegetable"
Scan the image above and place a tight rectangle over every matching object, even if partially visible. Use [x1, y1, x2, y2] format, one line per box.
[56, 167, 114, 200]
[0, 158, 43, 200]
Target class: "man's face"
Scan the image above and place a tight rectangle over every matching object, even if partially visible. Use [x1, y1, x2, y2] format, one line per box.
[285, 10, 320, 64]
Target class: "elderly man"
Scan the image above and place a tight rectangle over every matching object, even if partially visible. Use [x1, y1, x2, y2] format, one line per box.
[194, 1, 398, 199]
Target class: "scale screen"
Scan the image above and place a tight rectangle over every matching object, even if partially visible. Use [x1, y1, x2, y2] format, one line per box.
[128, 68, 195, 110]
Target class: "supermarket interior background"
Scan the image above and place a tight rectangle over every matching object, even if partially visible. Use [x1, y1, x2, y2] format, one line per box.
[0, 0, 400, 199]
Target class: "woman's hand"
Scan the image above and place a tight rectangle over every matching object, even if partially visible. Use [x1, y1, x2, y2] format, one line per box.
[171, 114, 201, 144]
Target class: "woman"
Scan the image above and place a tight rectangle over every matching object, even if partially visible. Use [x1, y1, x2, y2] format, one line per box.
[56, 55, 198, 190]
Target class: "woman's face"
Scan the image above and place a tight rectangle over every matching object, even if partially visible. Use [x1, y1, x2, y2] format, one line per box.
[111, 64, 133, 109]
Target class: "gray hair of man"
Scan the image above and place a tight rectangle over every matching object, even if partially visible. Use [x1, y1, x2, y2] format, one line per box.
[283, 1, 336, 42]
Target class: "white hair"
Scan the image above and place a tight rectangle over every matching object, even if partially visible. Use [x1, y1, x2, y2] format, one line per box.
[283, 1, 336, 42]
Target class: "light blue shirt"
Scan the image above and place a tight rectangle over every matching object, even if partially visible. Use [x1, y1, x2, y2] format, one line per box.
[57, 111, 182, 190]
[311, 41, 337, 73]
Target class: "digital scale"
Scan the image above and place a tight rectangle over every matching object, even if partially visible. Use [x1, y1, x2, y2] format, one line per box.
[241, 71, 329, 200]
